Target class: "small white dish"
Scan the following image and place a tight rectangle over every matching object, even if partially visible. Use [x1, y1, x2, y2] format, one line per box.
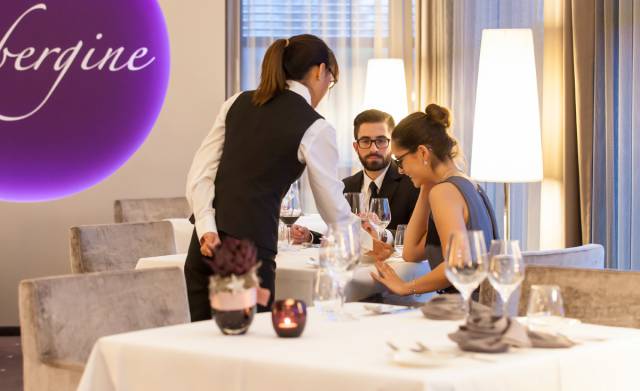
[364, 304, 412, 315]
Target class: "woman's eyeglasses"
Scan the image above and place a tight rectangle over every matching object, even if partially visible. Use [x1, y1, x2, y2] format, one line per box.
[356, 137, 390, 149]
[392, 150, 414, 170]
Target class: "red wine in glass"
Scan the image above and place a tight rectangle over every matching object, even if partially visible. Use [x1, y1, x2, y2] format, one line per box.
[280, 215, 300, 226]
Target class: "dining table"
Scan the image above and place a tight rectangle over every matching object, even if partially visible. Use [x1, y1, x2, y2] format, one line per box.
[77, 303, 640, 391]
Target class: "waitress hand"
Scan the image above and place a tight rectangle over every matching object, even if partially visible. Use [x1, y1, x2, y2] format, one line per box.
[200, 232, 221, 257]
[366, 238, 394, 262]
[291, 224, 312, 244]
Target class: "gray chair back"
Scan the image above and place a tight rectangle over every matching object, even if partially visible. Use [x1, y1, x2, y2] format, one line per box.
[19, 268, 189, 391]
[480, 244, 605, 315]
[70, 221, 176, 273]
[114, 197, 190, 223]
[519, 265, 640, 328]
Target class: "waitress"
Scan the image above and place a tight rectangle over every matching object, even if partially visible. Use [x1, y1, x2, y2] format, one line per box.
[185, 34, 370, 321]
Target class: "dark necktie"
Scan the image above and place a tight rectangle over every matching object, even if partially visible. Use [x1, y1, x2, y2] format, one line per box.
[369, 181, 379, 199]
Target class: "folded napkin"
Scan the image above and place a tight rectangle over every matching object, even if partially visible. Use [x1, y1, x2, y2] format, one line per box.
[420, 294, 492, 321]
[448, 312, 576, 353]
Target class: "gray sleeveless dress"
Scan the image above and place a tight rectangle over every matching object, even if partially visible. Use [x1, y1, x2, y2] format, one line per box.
[424, 176, 499, 293]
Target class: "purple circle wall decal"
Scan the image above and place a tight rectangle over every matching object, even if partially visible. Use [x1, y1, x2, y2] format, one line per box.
[0, 1, 170, 202]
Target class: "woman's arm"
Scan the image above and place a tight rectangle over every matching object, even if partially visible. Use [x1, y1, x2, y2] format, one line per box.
[402, 184, 431, 262]
[371, 182, 469, 295]
[185, 92, 242, 254]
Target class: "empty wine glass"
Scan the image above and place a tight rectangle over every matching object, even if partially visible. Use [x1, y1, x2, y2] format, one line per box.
[394, 224, 406, 256]
[368, 197, 391, 240]
[444, 230, 488, 318]
[488, 240, 525, 318]
[344, 192, 366, 217]
[324, 220, 361, 320]
[280, 182, 302, 248]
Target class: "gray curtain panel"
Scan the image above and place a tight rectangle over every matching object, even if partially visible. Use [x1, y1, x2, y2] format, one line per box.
[564, 0, 640, 269]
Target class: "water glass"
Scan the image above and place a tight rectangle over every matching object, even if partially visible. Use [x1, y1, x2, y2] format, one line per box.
[324, 221, 361, 320]
[488, 240, 525, 318]
[313, 268, 339, 319]
[394, 224, 406, 255]
[444, 230, 488, 318]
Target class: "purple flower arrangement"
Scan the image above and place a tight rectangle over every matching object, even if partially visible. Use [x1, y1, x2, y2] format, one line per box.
[205, 237, 260, 294]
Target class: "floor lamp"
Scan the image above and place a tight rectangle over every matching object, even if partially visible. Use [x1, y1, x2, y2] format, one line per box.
[470, 29, 543, 241]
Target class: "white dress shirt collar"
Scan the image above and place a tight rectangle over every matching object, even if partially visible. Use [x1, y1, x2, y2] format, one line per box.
[286, 80, 312, 106]
[361, 164, 390, 197]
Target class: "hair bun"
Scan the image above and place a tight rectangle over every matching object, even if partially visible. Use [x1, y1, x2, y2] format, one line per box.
[425, 104, 451, 128]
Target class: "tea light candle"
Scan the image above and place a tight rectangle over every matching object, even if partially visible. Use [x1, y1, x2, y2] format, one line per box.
[272, 299, 307, 338]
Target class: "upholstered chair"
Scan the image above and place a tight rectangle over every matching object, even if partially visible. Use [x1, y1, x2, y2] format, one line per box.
[114, 197, 190, 223]
[19, 268, 190, 391]
[479, 244, 605, 316]
[69, 221, 176, 273]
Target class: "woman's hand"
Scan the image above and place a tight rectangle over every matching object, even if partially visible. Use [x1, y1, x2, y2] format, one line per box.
[370, 261, 411, 296]
[200, 232, 221, 257]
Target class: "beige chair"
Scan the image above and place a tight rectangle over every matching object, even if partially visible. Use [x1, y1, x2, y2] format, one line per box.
[114, 197, 191, 223]
[70, 221, 176, 273]
[480, 244, 605, 315]
[518, 265, 640, 328]
[19, 268, 190, 391]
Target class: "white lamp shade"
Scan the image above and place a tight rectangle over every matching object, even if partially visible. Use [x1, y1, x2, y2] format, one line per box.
[470, 29, 543, 183]
[363, 58, 409, 124]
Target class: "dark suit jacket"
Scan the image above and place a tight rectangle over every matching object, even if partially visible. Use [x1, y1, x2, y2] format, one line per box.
[342, 161, 419, 231]
[310, 161, 419, 243]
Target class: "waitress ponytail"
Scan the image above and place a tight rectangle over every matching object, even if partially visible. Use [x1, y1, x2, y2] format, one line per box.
[252, 39, 289, 106]
[252, 34, 339, 107]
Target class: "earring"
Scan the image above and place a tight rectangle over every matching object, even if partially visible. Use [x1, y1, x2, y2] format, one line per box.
[423, 160, 428, 166]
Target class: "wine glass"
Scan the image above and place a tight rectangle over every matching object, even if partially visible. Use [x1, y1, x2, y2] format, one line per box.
[394, 224, 406, 256]
[488, 240, 525, 318]
[344, 192, 366, 216]
[279, 182, 302, 248]
[368, 197, 391, 240]
[444, 231, 488, 318]
[324, 220, 361, 319]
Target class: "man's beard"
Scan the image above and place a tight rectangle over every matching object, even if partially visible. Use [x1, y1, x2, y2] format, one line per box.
[359, 152, 391, 172]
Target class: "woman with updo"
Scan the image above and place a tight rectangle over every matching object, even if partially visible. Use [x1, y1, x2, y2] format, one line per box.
[370, 104, 499, 296]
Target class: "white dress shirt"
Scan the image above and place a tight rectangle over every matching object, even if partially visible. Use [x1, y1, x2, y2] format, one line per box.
[186, 80, 372, 250]
[361, 165, 389, 211]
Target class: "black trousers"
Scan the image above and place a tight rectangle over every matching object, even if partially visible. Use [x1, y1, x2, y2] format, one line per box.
[184, 229, 276, 322]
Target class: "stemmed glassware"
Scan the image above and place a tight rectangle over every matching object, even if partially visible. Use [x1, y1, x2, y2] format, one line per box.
[444, 231, 489, 318]
[368, 197, 391, 240]
[322, 220, 362, 320]
[344, 192, 366, 216]
[279, 182, 302, 249]
[487, 240, 525, 318]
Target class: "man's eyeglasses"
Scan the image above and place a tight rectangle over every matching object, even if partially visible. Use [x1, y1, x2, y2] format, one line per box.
[392, 150, 414, 170]
[356, 137, 390, 149]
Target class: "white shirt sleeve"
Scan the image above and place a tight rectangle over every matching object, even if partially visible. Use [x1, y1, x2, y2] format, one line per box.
[185, 92, 242, 241]
[298, 119, 373, 251]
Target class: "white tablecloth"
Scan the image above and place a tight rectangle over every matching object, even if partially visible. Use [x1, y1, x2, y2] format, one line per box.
[78, 303, 640, 391]
[136, 248, 432, 304]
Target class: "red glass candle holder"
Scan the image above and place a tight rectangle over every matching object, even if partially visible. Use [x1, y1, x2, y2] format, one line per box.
[272, 299, 307, 338]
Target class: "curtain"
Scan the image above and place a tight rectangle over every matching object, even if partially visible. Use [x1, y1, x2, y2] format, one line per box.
[412, 0, 544, 249]
[565, 0, 640, 269]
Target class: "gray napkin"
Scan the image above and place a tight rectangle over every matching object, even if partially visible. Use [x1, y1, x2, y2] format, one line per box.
[448, 313, 576, 353]
[420, 294, 492, 321]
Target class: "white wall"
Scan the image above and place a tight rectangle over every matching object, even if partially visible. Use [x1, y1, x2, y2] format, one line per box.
[0, 0, 226, 326]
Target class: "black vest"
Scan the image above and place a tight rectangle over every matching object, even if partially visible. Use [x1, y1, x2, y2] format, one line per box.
[213, 90, 322, 259]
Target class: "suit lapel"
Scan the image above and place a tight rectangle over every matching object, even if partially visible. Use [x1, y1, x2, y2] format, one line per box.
[343, 171, 364, 193]
[380, 162, 401, 202]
